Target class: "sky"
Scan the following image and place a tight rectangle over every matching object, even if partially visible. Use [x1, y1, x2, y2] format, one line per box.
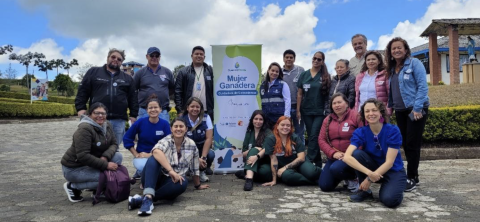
[0, 0, 479, 81]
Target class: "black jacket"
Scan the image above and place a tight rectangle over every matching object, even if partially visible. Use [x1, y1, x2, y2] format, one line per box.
[75, 65, 139, 120]
[174, 63, 214, 117]
[326, 71, 356, 114]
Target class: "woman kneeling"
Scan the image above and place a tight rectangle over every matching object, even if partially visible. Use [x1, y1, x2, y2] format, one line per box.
[128, 118, 209, 216]
[343, 98, 406, 208]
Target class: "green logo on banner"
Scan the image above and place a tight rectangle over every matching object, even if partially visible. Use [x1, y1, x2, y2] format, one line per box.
[235, 62, 240, 68]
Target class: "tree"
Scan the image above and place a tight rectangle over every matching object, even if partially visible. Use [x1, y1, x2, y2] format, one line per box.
[9, 52, 45, 90]
[21, 74, 36, 88]
[51, 59, 66, 76]
[53, 74, 75, 97]
[4, 63, 18, 80]
[35, 58, 54, 80]
[0, 45, 13, 55]
[76, 62, 94, 81]
[173, 64, 185, 81]
[63, 59, 79, 75]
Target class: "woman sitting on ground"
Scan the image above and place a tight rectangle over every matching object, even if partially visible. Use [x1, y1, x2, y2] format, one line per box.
[343, 98, 406, 208]
[182, 97, 215, 182]
[262, 116, 322, 187]
[318, 93, 363, 193]
[128, 117, 209, 216]
[61, 102, 123, 203]
[123, 94, 171, 180]
[235, 110, 273, 191]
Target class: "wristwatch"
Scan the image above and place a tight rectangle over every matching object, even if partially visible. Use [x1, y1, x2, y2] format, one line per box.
[367, 177, 373, 182]
[201, 156, 207, 161]
[256, 154, 261, 159]
[194, 184, 201, 189]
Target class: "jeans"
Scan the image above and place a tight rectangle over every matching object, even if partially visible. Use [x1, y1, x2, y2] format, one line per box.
[138, 108, 170, 123]
[62, 152, 123, 190]
[109, 119, 126, 147]
[318, 158, 356, 192]
[291, 107, 305, 145]
[302, 114, 325, 167]
[133, 157, 148, 176]
[351, 149, 406, 208]
[395, 108, 428, 179]
[142, 156, 188, 200]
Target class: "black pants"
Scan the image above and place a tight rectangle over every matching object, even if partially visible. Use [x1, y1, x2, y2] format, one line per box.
[395, 108, 428, 179]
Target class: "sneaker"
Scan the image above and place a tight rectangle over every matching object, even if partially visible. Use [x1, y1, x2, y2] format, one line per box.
[348, 190, 374, 202]
[414, 176, 420, 185]
[405, 178, 417, 192]
[244, 178, 253, 191]
[343, 180, 348, 188]
[235, 170, 246, 179]
[128, 194, 142, 210]
[347, 179, 359, 193]
[200, 171, 209, 182]
[63, 182, 83, 203]
[138, 196, 154, 216]
[205, 167, 214, 175]
[132, 171, 141, 180]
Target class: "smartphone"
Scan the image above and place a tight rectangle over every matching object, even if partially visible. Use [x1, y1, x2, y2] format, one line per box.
[408, 110, 426, 121]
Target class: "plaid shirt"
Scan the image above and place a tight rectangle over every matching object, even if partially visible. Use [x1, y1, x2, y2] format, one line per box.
[151, 135, 200, 177]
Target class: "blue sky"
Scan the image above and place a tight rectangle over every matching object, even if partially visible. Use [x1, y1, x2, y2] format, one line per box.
[0, 0, 477, 80]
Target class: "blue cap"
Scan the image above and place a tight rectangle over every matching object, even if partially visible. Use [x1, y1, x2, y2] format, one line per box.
[147, 47, 161, 55]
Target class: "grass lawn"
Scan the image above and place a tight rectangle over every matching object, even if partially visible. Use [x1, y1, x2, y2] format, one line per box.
[429, 83, 480, 107]
[8, 84, 77, 99]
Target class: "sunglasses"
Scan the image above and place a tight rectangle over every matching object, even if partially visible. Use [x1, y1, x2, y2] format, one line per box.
[373, 135, 381, 150]
[93, 111, 107, 116]
[149, 54, 160, 58]
[312, 57, 323, 62]
[110, 55, 123, 62]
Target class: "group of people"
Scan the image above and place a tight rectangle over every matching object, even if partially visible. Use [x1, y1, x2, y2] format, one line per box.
[60, 34, 430, 216]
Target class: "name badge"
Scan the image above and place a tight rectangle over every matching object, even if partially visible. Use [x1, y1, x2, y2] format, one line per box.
[377, 81, 384, 85]
[342, 126, 349, 132]
[156, 131, 164, 136]
[96, 142, 101, 146]
[187, 131, 193, 136]
[196, 82, 202, 91]
[184, 150, 192, 155]
[404, 75, 410, 80]
[206, 76, 212, 81]
[303, 84, 311, 89]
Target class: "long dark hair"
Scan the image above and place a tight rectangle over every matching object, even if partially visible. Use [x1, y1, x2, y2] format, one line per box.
[385, 37, 411, 79]
[184, 97, 205, 131]
[313, 51, 331, 95]
[360, 51, 386, 73]
[263, 62, 284, 92]
[359, 98, 388, 123]
[246, 110, 269, 147]
[325, 93, 349, 148]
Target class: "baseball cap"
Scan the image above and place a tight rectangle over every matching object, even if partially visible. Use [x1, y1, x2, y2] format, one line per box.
[147, 47, 161, 55]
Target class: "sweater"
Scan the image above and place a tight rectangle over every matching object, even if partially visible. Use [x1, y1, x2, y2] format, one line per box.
[123, 117, 171, 153]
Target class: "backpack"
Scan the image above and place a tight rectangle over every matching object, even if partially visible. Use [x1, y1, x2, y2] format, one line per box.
[92, 165, 136, 205]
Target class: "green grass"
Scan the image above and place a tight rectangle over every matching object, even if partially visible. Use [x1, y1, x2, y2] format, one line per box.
[8, 85, 77, 98]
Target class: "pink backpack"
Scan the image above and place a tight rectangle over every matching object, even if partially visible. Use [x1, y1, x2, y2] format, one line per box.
[92, 165, 136, 205]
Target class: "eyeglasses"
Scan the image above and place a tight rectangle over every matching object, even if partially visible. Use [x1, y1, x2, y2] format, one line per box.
[149, 54, 160, 58]
[373, 135, 381, 150]
[312, 57, 323, 62]
[110, 55, 123, 62]
[93, 111, 107, 116]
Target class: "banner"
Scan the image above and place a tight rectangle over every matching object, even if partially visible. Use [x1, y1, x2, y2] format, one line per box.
[31, 78, 48, 101]
[212, 45, 262, 174]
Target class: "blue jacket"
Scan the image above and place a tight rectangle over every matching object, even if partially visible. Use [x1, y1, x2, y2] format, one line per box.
[388, 57, 429, 112]
[184, 114, 209, 149]
[261, 79, 286, 117]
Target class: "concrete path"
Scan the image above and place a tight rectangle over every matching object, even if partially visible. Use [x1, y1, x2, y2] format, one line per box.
[0, 120, 479, 221]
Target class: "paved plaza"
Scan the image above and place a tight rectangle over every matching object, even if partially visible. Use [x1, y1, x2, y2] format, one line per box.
[0, 119, 479, 221]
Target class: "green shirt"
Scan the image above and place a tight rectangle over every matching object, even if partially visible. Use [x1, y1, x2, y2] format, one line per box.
[264, 134, 305, 167]
[296, 69, 327, 115]
[242, 129, 272, 152]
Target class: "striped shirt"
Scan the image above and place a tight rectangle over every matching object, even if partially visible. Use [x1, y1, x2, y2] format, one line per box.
[151, 135, 200, 177]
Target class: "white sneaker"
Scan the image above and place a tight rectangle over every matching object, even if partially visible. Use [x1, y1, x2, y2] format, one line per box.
[200, 171, 209, 182]
[347, 179, 359, 193]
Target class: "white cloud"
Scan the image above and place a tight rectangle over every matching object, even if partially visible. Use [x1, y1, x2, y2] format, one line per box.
[376, 0, 480, 50]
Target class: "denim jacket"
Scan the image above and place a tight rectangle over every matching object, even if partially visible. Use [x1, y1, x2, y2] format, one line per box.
[388, 57, 430, 112]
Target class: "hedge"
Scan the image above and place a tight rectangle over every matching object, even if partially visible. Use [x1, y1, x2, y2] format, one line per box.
[0, 92, 75, 104]
[0, 101, 76, 117]
[423, 106, 480, 142]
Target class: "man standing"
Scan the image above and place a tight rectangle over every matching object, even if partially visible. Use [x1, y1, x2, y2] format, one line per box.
[282, 49, 305, 143]
[175, 46, 214, 119]
[75, 48, 138, 146]
[349, 34, 368, 76]
[134, 47, 174, 122]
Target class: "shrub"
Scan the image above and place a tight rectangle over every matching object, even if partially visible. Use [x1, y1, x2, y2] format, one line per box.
[0, 84, 10, 92]
[0, 101, 76, 117]
[438, 81, 445, 85]
[169, 107, 178, 123]
[0, 91, 75, 104]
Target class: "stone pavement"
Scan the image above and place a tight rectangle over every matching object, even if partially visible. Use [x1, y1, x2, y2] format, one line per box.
[0, 119, 479, 222]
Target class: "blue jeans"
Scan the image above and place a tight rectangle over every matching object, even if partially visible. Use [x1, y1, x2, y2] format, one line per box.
[62, 152, 123, 190]
[109, 119, 126, 147]
[138, 108, 170, 123]
[351, 149, 407, 208]
[133, 157, 148, 176]
[318, 158, 356, 192]
[291, 107, 305, 145]
[141, 156, 188, 200]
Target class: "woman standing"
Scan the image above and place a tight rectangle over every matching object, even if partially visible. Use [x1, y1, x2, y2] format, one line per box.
[260, 62, 291, 128]
[296, 51, 331, 167]
[61, 102, 123, 202]
[385, 37, 429, 191]
[237, 110, 273, 191]
[262, 116, 322, 187]
[318, 93, 363, 192]
[182, 97, 215, 182]
[123, 94, 171, 179]
[354, 51, 391, 116]
[128, 118, 209, 216]
[328, 59, 356, 113]
[343, 98, 406, 208]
